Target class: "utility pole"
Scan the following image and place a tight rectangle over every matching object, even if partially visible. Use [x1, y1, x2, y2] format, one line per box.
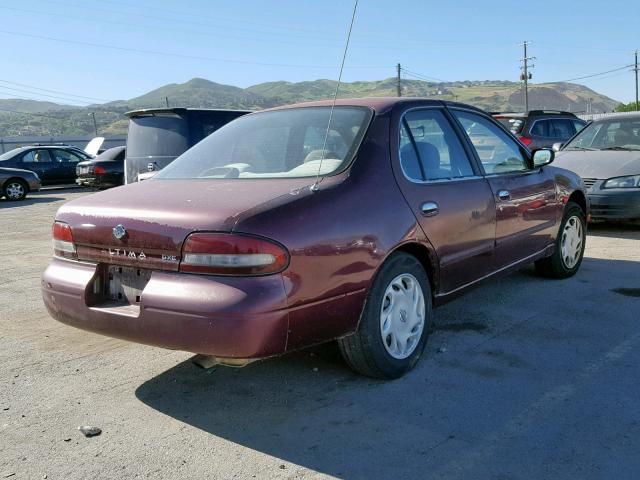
[634, 50, 638, 110]
[396, 63, 402, 97]
[165, 96, 170, 108]
[89, 112, 98, 136]
[520, 41, 535, 112]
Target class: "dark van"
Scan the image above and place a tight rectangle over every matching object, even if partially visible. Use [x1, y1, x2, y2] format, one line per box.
[124, 108, 251, 183]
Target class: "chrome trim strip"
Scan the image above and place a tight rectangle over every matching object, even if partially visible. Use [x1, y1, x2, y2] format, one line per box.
[436, 245, 552, 298]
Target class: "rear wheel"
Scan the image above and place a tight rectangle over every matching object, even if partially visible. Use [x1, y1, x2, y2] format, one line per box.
[3, 179, 27, 201]
[338, 252, 432, 379]
[535, 201, 586, 278]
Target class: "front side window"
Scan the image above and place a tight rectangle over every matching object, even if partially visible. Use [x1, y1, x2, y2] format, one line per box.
[399, 109, 474, 181]
[21, 149, 52, 163]
[530, 120, 550, 137]
[155, 106, 372, 179]
[550, 119, 575, 139]
[453, 110, 529, 174]
[52, 149, 82, 163]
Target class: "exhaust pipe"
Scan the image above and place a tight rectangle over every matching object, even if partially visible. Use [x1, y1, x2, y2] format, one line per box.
[192, 354, 257, 369]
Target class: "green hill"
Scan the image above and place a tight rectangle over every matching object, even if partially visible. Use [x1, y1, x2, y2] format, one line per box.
[0, 77, 620, 136]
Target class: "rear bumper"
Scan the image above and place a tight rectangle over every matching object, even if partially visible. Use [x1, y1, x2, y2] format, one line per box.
[41, 257, 289, 358]
[588, 190, 640, 220]
[76, 174, 121, 188]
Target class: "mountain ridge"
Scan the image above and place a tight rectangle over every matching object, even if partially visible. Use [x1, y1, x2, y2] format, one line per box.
[0, 77, 620, 136]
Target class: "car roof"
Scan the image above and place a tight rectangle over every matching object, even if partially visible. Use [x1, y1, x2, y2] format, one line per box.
[124, 107, 253, 118]
[591, 112, 640, 122]
[258, 97, 487, 116]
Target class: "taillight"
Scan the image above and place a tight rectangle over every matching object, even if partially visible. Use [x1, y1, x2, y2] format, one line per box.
[94, 166, 106, 174]
[52, 221, 77, 259]
[519, 136, 533, 147]
[180, 233, 289, 276]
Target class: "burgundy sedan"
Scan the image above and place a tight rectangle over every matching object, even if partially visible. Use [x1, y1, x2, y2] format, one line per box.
[42, 98, 587, 379]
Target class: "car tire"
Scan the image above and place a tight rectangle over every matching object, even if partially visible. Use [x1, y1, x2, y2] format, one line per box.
[338, 252, 432, 379]
[3, 179, 28, 201]
[535, 201, 586, 278]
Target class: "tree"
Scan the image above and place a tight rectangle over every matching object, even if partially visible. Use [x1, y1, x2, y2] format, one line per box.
[615, 102, 640, 112]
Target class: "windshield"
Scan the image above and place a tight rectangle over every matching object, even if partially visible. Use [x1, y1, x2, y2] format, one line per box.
[564, 117, 640, 151]
[154, 106, 372, 180]
[0, 148, 24, 161]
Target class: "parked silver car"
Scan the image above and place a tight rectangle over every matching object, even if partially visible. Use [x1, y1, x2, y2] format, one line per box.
[554, 113, 640, 221]
[0, 167, 41, 200]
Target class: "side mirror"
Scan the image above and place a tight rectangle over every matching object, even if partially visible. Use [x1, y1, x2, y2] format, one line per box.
[552, 142, 563, 152]
[533, 148, 554, 167]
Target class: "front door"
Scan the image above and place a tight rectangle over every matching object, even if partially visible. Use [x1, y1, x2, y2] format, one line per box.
[51, 149, 84, 183]
[392, 107, 496, 294]
[451, 109, 559, 268]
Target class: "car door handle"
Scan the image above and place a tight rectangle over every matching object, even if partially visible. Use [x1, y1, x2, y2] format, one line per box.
[421, 201, 439, 217]
[497, 190, 511, 201]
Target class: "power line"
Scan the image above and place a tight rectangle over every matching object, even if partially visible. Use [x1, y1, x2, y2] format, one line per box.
[0, 79, 110, 102]
[0, 85, 92, 106]
[0, 30, 390, 70]
[401, 68, 449, 83]
[555, 65, 633, 83]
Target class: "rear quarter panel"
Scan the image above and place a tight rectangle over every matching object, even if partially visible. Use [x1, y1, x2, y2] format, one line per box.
[233, 114, 431, 350]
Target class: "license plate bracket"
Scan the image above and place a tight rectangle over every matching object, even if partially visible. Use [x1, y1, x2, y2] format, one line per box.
[105, 265, 152, 305]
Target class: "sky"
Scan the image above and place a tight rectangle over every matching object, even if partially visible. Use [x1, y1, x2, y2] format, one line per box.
[0, 0, 637, 106]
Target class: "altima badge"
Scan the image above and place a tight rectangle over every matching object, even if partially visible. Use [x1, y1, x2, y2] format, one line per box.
[112, 224, 127, 240]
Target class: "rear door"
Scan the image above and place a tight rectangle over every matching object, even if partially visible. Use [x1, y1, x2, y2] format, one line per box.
[392, 106, 496, 294]
[451, 109, 559, 268]
[19, 149, 54, 183]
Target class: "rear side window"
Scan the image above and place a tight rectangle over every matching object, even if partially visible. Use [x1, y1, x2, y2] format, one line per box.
[399, 109, 474, 181]
[21, 149, 52, 163]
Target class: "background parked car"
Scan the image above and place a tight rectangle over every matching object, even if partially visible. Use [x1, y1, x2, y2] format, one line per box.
[76, 146, 126, 189]
[554, 112, 640, 221]
[0, 166, 41, 200]
[493, 110, 586, 150]
[0, 145, 93, 185]
[124, 107, 251, 183]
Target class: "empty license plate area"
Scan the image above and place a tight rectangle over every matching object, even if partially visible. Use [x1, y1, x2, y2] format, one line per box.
[105, 265, 152, 305]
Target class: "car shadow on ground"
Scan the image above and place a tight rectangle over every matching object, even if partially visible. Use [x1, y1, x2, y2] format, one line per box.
[588, 221, 640, 239]
[0, 195, 65, 207]
[135, 255, 640, 478]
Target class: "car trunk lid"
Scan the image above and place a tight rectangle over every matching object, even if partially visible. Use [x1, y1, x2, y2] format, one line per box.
[55, 178, 314, 271]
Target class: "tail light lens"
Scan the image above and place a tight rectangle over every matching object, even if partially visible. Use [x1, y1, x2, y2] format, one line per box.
[180, 233, 289, 276]
[94, 166, 106, 174]
[519, 136, 533, 147]
[52, 221, 77, 259]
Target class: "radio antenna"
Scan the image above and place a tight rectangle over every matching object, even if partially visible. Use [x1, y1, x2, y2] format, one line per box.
[311, 0, 359, 192]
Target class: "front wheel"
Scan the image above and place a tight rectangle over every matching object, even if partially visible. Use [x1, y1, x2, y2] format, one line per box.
[338, 252, 432, 379]
[535, 201, 586, 278]
[3, 179, 28, 201]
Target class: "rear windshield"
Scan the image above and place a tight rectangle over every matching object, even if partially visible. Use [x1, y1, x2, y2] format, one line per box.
[126, 114, 190, 158]
[154, 106, 373, 180]
[495, 116, 525, 134]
